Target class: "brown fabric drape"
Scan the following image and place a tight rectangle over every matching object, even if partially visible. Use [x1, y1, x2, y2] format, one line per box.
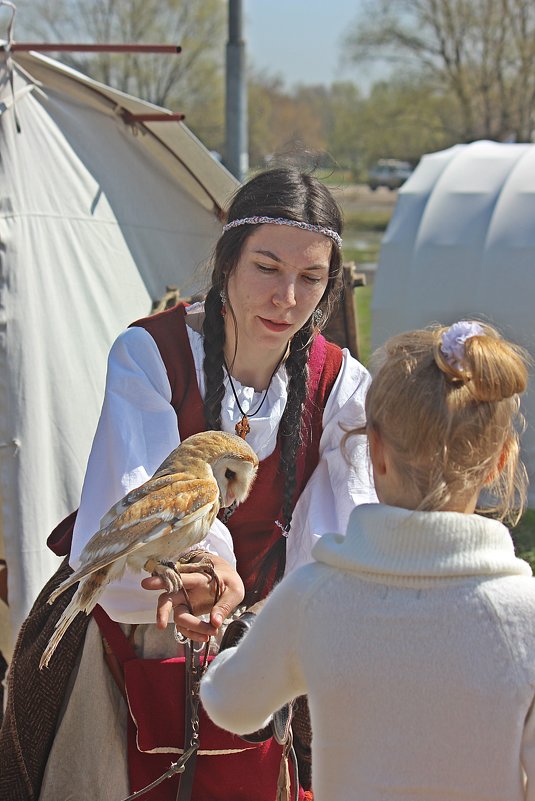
[0, 555, 90, 800]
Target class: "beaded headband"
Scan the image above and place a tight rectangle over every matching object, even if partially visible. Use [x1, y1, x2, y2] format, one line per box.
[222, 215, 343, 249]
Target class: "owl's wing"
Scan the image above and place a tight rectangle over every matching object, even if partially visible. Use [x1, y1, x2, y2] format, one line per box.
[99, 472, 196, 529]
[58, 476, 219, 594]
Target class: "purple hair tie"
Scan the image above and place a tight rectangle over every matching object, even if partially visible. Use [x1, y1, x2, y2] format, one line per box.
[440, 321, 484, 371]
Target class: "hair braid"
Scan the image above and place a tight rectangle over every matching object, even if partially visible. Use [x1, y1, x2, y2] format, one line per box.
[202, 286, 226, 430]
[243, 325, 313, 606]
[279, 325, 313, 527]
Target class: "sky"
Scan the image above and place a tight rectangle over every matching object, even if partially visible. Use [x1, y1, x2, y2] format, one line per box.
[245, 0, 386, 92]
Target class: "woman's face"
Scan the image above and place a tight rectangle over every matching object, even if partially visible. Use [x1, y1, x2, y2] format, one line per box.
[225, 224, 332, 366]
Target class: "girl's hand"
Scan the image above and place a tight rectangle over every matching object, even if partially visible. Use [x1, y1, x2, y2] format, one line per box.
[141, 554, 245, 643]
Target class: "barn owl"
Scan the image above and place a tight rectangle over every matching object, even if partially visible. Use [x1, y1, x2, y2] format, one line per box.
[40, 431, 258, 669]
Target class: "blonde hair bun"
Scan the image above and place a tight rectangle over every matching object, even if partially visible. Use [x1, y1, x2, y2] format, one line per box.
[359, 321, 530, 524]
[434, 321, 529, 402]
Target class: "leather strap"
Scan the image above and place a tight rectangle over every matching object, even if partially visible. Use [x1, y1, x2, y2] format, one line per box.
[176, 641, 202, 801]
[93, 606, 201, 801]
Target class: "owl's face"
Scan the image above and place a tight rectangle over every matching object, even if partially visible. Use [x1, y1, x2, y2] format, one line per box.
[212, 455, 258, 507]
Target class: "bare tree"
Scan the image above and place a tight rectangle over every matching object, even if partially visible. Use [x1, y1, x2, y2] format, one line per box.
[345, 0, 535, 142]
[247, 73, 329, 168]
[13, 0, 226, 148]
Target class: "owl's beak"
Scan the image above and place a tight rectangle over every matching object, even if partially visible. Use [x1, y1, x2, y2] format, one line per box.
[220, 488, 236, 508]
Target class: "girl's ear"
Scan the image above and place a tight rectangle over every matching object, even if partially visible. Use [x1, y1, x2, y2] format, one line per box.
[368, 427, 387, 477]
[484, 442, 510, 486]
[497, 442, 509, 474]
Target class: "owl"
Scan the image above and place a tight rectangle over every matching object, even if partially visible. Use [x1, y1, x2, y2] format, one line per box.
[39, 431, 258, 669]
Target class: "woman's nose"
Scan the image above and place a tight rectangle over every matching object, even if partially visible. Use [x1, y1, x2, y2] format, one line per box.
[273, 278, 297, 307]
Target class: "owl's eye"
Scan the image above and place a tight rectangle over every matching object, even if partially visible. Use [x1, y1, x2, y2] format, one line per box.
[225, 468, 236, 481]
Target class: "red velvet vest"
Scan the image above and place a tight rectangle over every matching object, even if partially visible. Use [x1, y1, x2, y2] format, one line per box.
[131, 302, 343, 597]
[49, 303, 343, 579]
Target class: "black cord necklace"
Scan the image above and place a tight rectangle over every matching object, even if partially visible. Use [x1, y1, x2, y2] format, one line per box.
[224, 353, 286, 439]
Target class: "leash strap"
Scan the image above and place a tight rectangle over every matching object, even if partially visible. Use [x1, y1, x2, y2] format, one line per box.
[94, 555, 220, 801]
[175, 639, 203, 801]
[114, 637, 205, 801]
[273, 703, 299, 801]
[120, 745, 197, 801]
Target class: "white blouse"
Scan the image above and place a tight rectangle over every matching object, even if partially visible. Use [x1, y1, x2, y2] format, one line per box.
[70, 308, 376, 622]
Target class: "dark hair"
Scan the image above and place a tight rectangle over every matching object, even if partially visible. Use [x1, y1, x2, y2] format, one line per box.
[202, 168, 343, 587]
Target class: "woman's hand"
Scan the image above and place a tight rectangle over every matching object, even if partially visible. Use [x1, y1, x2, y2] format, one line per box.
[141, 554, 245, 643]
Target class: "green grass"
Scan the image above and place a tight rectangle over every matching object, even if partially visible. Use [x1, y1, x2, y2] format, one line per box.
[341, 211, 387, 366]
[343, 209, 393, 232]
[354, 284, 373, 366]
[511, 509, 535, 571]
[344, 245, 381, 265]
[341, 208, 391, 349]
[342, 209, 392, 266]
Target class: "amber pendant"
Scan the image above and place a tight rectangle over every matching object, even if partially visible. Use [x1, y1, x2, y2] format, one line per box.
[235, 415, 251, 439]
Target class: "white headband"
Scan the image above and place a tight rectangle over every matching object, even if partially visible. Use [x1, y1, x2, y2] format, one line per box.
[222, 215, 343, 249]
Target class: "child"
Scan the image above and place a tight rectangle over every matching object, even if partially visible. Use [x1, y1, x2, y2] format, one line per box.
[200, 320, 535, 801]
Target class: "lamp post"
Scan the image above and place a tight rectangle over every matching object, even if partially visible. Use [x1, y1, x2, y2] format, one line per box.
[225, 0, 248, 181]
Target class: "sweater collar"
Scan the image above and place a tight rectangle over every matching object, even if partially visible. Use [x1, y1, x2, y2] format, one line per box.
[312, 503, 532, 582]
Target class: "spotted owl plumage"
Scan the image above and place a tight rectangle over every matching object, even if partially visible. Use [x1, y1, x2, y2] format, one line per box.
[40, 431, 258, 668]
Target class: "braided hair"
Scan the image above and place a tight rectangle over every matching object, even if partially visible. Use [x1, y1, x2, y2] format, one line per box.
[202, 168, 344, 588]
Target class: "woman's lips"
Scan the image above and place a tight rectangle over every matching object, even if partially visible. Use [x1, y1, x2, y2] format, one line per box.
[259, 317, 292, 333]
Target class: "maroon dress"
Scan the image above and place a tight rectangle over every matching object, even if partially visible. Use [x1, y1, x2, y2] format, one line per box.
[50, 303, 344, 801]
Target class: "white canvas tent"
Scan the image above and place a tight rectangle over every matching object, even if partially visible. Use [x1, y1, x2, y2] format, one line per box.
[372, 139, 535, 507]
[0, 46, 239, 651]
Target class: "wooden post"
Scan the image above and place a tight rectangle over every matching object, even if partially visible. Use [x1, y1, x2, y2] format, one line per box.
[323, 262, 366, 360]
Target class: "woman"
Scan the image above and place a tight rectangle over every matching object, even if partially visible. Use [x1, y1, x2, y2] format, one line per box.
[1, 167, 376, 801]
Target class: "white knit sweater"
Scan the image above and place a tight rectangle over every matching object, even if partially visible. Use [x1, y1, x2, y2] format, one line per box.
[200, 503, 535, 801]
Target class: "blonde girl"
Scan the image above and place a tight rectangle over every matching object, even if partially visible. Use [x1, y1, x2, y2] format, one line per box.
[201, 320, 535, 801]
[364, 319, 528, 521]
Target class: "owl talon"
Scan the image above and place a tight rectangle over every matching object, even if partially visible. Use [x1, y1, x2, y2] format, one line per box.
[176, 552, 217, 582]
[147, 559, 184, 595]
[145, 553, 221, 615]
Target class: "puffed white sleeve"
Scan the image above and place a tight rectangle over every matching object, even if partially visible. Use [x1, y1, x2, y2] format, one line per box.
[70, 326, 235, 623]
[284, 349, 377, 574]
[200, 569, 308, 735]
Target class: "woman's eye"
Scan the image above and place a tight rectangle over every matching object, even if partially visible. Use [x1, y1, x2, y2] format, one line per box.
[303, 274, 322, 284]
[256, 263, 276, 273]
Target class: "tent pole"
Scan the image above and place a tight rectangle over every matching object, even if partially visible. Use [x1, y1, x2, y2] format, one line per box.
[8, 43, 181, 54]
[122, 112, 185, 123]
